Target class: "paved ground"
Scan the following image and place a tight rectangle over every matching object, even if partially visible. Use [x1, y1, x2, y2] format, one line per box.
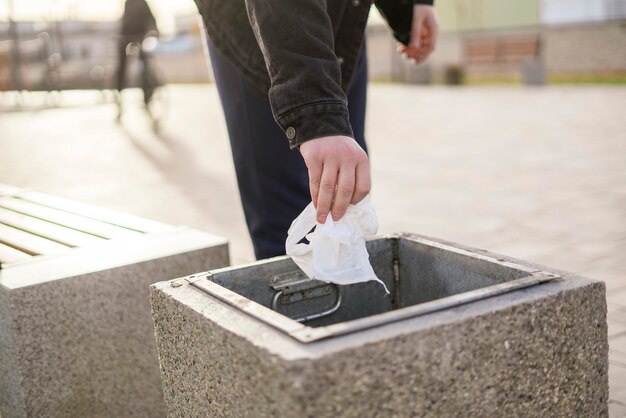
[1, 84, 625, 414]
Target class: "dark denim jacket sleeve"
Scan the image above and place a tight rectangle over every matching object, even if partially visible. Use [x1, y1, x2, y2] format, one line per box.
[244, 0, 434, 148]
[244, 0, 353, 148]
[376, 0, 434, 45]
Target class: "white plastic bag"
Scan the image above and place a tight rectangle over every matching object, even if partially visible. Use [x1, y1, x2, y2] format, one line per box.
[285, 195, 389, 294]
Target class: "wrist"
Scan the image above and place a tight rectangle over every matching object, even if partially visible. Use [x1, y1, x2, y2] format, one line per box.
[276, 101, 354, 149]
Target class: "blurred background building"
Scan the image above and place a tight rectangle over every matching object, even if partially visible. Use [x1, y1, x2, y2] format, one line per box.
[368, 0, 626, 84]
[0, 0, 209, 95]
[1, 0, 625, 96]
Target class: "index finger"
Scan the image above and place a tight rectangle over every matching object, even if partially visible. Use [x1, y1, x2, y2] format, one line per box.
[316, 162, 338, 224]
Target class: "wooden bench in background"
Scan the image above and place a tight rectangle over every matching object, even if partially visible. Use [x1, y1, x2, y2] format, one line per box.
[464, 34, 546, 85]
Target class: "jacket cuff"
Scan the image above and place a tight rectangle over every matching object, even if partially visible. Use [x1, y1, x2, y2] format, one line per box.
[276, 102, 354, 149]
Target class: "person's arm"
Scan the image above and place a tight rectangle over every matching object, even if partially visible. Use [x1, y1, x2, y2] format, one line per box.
[245, 1, 438, 223]
[398, 3, 439, 64]
[303, 3, 438, 223]
[244, 0, 352, 148]
[245, 0, 367, 223]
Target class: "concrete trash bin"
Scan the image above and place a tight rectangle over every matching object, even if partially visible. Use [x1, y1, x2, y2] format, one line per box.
[151, 233, 608, 418]
[0, 185, 230, 418]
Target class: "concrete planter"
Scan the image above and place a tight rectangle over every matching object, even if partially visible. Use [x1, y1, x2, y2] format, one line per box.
[151, 233, 608, 418]
[0, 186, 229, 418]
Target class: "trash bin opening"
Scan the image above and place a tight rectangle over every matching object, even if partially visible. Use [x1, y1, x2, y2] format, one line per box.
[190, 234, 559, 343]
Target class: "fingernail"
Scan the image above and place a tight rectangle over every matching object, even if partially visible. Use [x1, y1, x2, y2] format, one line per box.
[317, 214, 326, 223]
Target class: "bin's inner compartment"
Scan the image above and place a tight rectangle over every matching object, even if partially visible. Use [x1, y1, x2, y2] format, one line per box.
[207, 237, 541, 329]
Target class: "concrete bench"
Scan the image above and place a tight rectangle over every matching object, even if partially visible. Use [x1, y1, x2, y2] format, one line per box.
[0, 184, 230, 418]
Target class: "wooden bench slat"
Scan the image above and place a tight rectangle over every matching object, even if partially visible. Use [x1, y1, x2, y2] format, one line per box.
[0, 207, 105, 248]
[0, 197, 142, 240]
[19, 192, 173, 234]
[502, 44, 538, 55]
[466, 35, 540, 65]
[0, 223, 71, 256]
[0, 242, 32, 265]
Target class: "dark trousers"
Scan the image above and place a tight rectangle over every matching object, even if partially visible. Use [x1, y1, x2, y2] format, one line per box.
[115, 36, 154, 104]
[208, 41, 368, 260]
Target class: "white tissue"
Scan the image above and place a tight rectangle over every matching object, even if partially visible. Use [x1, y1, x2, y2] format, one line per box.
[285, 195, 389, 294]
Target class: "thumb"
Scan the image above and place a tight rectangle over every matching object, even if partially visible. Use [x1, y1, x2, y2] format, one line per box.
[409, 15, 423, 49]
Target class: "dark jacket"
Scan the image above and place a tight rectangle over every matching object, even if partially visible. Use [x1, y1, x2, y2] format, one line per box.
[194, 0, 433, 148]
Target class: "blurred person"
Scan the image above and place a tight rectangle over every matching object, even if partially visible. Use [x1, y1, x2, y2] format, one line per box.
[195, 0, 438, 259]
[115, 0, 158, 117]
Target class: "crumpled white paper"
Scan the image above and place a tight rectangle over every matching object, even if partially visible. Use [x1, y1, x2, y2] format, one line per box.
[285, 195, 389, 294]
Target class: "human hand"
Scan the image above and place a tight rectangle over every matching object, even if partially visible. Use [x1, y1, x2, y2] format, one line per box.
[299, 136, 370, 223]
[398, 5, 439, 64]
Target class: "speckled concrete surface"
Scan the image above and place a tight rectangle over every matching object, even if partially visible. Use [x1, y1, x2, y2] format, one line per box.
[0, 229, 229, 418]
[151, 236, 608, 418]
[0, 285, 24, 418]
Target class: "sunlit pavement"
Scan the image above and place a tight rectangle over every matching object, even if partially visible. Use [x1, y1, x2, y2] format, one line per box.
[1, 84, 626, 413]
